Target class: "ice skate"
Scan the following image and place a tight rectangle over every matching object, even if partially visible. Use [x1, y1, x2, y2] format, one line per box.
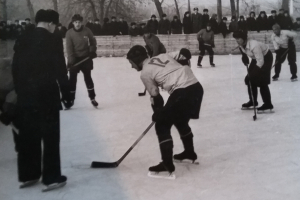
[241, 101, 258, 110]
[19, 179, 39, 189]
[291, 75, 298, 82]
[197, 63, 202, 68]
[173, 151, 199, 165]
[148, 162, 176, 180]
[42, 176, 67, 192]
[91, 99, 98, 107]
[257, 104, 274, 114]
[272, 74, 279, 81]
[210, 63, 215, 67]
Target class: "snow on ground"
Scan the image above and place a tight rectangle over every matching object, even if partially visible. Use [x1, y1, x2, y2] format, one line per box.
[0, 54, 300, 200]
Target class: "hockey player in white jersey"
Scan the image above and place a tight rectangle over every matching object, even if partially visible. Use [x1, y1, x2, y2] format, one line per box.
[127, 45, 204, 179]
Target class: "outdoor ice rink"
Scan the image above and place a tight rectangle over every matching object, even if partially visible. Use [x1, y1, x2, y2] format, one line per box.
[0, 54, 300, 200]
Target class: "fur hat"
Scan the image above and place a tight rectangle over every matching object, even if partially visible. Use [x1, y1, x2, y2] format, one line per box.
[222, 17, 227, 21]
[162, 13, 167, 18]
[271, 10, 277, 14]
[203, 9, 208, 12]
[193, 7, 198, 11]
[151, 15, 157, 19]
[71, 14, 83, 22]
[127, 45, 148, 67]
[35, 9, 59, 24]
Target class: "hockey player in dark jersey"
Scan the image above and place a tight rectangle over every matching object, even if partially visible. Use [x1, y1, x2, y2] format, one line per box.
[127, 45, 204, 179]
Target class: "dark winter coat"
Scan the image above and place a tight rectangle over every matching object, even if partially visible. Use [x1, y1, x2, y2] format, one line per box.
[281, 15, 294, 30]
[219, 22, 228, 38]
[147, 19, 159, 34]
[12, 27, 69, 110]
[85, 22, 94, 34]
[102, 22, 110, 36]
[192, 13, 202, 33]
[238, 20, 247, 32]
[158, 19, 171, 34]
[119, 21, 129, 35]
[129, 27, 140, 36]
[293, 22, 300, 31]
[209, 17, 219, 34]
[247, 17, 256, 31]
[110, 21, 121, 36]
[183, 12, 193, 34]
[229, 21, 239, 32]
[256, 16, 269, 32]
[268, 16, 278, 30]
[202, 14, 210, 29]
[277, 14, 285, 29]
[93, 24, 102, 36]
[171, 20, 182, 34]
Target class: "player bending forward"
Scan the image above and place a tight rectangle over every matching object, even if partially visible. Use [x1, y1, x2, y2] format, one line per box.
[127, 45, 204, 179]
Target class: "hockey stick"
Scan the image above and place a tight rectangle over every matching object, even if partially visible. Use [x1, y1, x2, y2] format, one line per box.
[73, 57, 90, 67]
[138, 88, 147, 96]
[271, 48, 289, 69]
[245, 65, 257, 121]
[91, 121, 155, 168]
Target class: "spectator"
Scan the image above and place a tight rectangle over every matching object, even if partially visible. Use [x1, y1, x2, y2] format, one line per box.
[57, 23, 67, 38]
[238, 16, 247, 33]
[110, 16, 121, 36]
[139, 23, 146, 36]
[24, 18, 35, 31]
[281, 11, 293, 30]
[129, 22, 140, 36]
[256, 11, 269, 32]
[85, 17, 95, 34]
[219, 17, 229, 38]
[268, 10, 278, 30]
[293, 17, 300, 31]
[229, 16, 239, 32]
[12, 20, 21, 39]
[277, 9, 285, 28]
[4, 25, 12, 40]
[21, 22, 26, 30]
[209, 14, 219, 34]
[247, 11, 256, 31]
[68, 21, 73, 29]
[119, 17, 128, 35]
[202, 9, 209, 29]
[94, 19, 102, 36]
[192, 7, 202, 33]
[143, 27, 166, 57]
[102, 17, 110, 35]
[15, 25, 24, 38]
[183, 11, 193, 34]
[171, 16, 182, 34]
[0, 23, 6, 40]
[146, 15, 158, 34]
[158, 13, 171, 34]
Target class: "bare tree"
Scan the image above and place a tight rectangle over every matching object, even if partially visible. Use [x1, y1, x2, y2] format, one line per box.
[188, 0, 191, 13]
[0, 0, 7, 21]
[153, 0, 164, 18]
[217, 0, 222, 22]
[26, 0, 35, 22]
[104, 0, 114, 17]
[52, 0, 58, 11]
[87, 0, 98, 19]
[174, 0, 180, 18]
[236, 0, 239, 18]
[230, 0, 236, 16]
[282, 0, 289, 10]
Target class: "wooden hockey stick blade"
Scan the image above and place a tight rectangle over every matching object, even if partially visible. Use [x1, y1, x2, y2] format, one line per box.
[91, 161, 119, 168]
[138, 92, 146, 96]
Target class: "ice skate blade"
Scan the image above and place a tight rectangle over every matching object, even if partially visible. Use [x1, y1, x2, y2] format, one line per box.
[147, 171, 176, 180]
[291, 79, 298, 82]
[272, 78, 278, 81]
[257, 109, 275, 114]
[42, 182, 66, 192]
[174, 159, 199, 165]
[19, 179, 39, 189]
[241, 107, 255, 110]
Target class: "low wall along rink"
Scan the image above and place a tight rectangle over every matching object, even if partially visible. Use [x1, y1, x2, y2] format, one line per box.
[63, 31, 300, 57]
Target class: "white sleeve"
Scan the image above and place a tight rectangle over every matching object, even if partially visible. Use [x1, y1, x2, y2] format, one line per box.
[271, 34, 279, 50]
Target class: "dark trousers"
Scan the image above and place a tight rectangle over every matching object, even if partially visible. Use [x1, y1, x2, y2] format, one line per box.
[69, 67, 95, 100]
[17, 108, 61, 185]
[274, 46, 297, 76]
[246, 82, 272, 105]
[198, 44, 214, 64]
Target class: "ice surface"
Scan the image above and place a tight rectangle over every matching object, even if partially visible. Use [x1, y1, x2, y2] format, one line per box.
[1, 54, 300, 200]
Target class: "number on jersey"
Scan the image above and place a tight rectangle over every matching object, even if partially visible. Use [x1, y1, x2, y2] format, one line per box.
[149, 58, 170, 67]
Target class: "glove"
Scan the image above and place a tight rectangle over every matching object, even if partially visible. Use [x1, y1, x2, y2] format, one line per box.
[150, 94, 164, 112]
[288, 38, 295, 48]
[249, 65, 261, 81]
[61, 98, 73, 109]
[275, 49, 280, 54]
[0, 112, 12, 125]
[89, 52, 97, 59]
[242, 55, 249, 66]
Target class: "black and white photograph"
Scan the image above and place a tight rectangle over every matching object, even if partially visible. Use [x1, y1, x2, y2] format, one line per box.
[0, 0, 300, 199]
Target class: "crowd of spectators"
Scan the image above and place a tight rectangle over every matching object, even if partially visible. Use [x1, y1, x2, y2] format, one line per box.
[1, 8, 300, 41]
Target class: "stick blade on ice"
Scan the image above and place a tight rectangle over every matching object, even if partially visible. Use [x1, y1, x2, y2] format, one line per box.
[91, 161, 119, 168]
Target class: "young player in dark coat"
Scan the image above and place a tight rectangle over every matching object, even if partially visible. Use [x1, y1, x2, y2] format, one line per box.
[158, 14, 171, 35]
[118, 17, 128, 35]
[209, 14, 219, 34]
[247, 12, 257, 31]
[202, 9, 210, 29]
[271, 24, 298, 81]
[12, 9, 71, 191]
[238, 16, 247, 33]
[66, 14, 98, 107]
[268, 10, 278, 30]
[219, 17, 229, 38]
[143, 28, 166, 57]
[127, 45, 203, 179]
[171, 16, 182, 34]
[256, 11, 269, 32]
[147, 15, 159, 34]
[233, 31, 274, 112]
[183, 11, 193, 34]
[93, 19, 102, 36]
[197, 23, 215, 67]
[192, 7, 202, 33]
